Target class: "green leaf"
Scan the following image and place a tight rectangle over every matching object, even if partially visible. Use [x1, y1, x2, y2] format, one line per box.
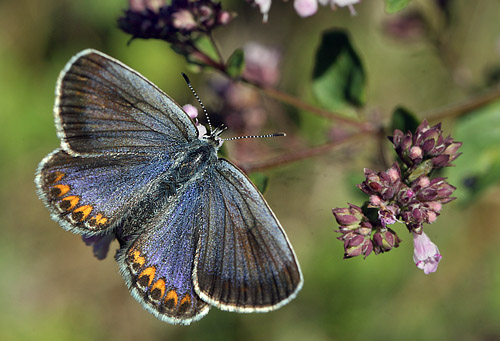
[445, 99, 500, 202]
[389, 106, 420, 135]
[226, 48, 245, 79]
[249, 172, 269, 194]
[385, 0, 411, 14]
[312, 30, 366, 114]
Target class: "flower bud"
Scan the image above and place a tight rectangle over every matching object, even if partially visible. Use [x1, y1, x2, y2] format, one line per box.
[373, 228, 401, 253]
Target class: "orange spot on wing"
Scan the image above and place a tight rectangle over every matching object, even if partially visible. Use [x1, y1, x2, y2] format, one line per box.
[51, 172, 65, 183]
[53, 184, 70, 196]
[165, 290, 178, 307]
[180, 294, 191, 306]
[138, 267, 156, 287]
[61, 195, 80, 211]
[73, 205, 93, 221]
[131, 250, 145, 267]
[89, 213, 108, 226]
[151, 279, 166, 298]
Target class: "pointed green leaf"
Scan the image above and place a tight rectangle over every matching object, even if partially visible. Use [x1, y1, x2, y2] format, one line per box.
[385, 0, 411, 14]
[312, 30, 366, 113]
[390, 106, 420, 134]
[226, 48, 245, 79]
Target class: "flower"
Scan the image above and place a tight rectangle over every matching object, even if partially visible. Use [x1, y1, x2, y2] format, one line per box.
[251, 0, 360, 22]
[118, 0, 234, 47]
[412, 232, 442, 274]
[82, 234, 116, 260]
[243, 42, 281, 87]
[182, 104, 207, 138]
[182, 104, 199, 119]
[399, 176, 456, 233]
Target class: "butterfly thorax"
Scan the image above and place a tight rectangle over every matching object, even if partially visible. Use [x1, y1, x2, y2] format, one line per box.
[165, 138, 218, 190]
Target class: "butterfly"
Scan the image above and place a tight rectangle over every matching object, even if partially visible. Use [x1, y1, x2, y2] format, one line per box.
[35, 49, 303, 325]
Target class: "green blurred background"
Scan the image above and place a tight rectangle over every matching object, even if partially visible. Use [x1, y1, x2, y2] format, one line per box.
[2, 0, 500, 340]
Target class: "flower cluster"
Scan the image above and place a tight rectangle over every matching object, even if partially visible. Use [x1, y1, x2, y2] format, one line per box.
[118, 0, 233, 57]
[389, 120, 462, 181]
[333, 204, 401, 258]
[250, 0, 360, 22]
[333, 120, 461, 274]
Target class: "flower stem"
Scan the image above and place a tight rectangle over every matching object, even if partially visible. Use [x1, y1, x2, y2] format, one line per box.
[426, 86, 500, 121]
[243, 79, 368, 129]
[239, 131, 372, 173]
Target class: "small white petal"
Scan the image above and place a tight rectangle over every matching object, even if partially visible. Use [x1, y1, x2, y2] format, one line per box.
[294, 0, 318, 17]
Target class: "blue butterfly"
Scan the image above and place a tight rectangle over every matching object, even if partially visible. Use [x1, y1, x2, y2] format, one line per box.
[35, 49, 303, 325]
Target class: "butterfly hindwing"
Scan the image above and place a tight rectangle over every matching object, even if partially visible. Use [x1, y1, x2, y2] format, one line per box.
[117, 179, 211, 325]
[193, 159, 303, 311]
[55, 49, 198, 155]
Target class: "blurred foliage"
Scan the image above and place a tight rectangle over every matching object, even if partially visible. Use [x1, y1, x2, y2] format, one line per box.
[447, 99, 500, 203]
[2, 0, 500, 340]
[312, 30, 366, 115]
[385, 0, 412, 14]
[389, 106, 420, 135]
[226, 48, 246, 79]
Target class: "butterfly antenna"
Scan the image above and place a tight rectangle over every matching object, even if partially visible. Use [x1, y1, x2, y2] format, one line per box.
[221, 132, 286, 141]
[182, 73, 213, 133]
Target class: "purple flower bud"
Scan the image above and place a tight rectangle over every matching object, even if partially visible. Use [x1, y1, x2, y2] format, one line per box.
[129, 0, 164, 13]
[421, 138, 435, 154]
[443, 141, 463, 162]
[217, 11, 233, 25]
[373, 228, 401, 253]
[409, 145, 423, 161]
[412, 232, 442, 274]
[426, 201, 442, 212]
[332, 204, 365, 229]
[172, 9, 197, 31]
[426, 211, 437, 223]
[431, 154, 450, 168]
[370, 195, 382, 206]
[342, 234, 373, 259]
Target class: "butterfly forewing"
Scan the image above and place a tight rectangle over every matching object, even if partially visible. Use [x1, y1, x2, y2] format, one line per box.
[36, 149, 176, 234]
[55, 49, 198, 155]
[193, 159, 303, 311]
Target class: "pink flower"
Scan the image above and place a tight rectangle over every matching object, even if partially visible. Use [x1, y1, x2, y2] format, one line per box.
[183, 104, 207, 138]
[412, 232, 442, 274]
[253, 0, 360, 21]
[182, 104, 198, 119]
[294, 0, 318, 17]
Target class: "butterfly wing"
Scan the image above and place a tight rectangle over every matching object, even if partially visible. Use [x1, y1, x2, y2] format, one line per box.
[36, 149, 175, 234]
[54, 49, 198, 155]
[193, 159, 303, 312]
[36, 50, 198, 234]
[117, 179, 210, 325]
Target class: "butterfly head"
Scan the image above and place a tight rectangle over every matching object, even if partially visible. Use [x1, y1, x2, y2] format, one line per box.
[201, 125, 226, 149]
